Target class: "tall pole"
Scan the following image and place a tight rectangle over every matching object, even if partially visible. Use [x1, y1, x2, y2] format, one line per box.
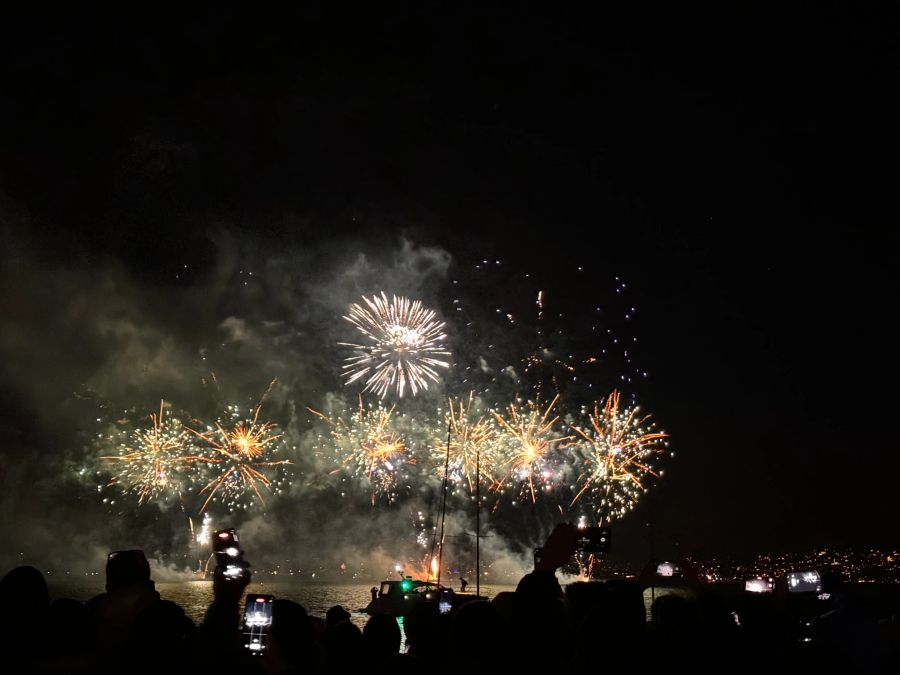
[648, 496, 656, 603]
[436, 418, 451, 587]
[476, 446, 480, 597]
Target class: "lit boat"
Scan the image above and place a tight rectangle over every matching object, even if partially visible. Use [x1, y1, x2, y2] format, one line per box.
[364, 576, 487, 617]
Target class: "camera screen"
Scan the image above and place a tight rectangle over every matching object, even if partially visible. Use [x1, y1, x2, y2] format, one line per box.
[243, 594, 274, 654]
[574, 527, 610, 553]
[656, 562, 678, 577]
[223, 563, 247, 580]
[214, 529, 240, 553]
[438, 588, 453, 615]
[787, 570, 821, 593]
[745, 578, 774, 593]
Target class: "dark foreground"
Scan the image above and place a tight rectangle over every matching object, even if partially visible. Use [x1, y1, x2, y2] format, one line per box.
[2, 548, 898, 674]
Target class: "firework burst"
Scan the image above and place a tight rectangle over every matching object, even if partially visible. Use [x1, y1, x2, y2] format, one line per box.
[190, 388, 291, 513]
[569, 389, 669, 524]
[309, 396, 414, 504]
[492, 395, 573, 504]
[340, 292, 451, 398]
[101, 400, 208, 505]
[433, 393, 500, 494]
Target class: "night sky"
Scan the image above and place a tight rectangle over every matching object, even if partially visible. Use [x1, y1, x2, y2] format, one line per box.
[1, 5, 897, 570]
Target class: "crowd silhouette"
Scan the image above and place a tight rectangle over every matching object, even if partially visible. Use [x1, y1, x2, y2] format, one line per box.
[1, 524, 896, 674]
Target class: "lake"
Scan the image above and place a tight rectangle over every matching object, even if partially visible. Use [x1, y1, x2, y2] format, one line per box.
[46, 579, 518, 631]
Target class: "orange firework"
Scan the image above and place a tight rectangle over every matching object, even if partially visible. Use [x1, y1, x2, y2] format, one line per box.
[190, 382, 291, 512]
[402, 554, 440, 582]
[309, 395, 413, 504]
[492, 395, 573, 504]
[569, 390, 669, 523]
[101, 400, 209, 505]
[433, 393, 500, 493]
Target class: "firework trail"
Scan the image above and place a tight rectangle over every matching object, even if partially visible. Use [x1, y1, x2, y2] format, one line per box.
[492, 395, 573, 504]
[569, 389, 669, 524]
[193, 512, 213, 546]
[100, 400, 208, 505]
[340, 292, 451, 398]
[309, 396, 415, 504]
[433, 393, 501, 494]
[190, 382, 291, 512]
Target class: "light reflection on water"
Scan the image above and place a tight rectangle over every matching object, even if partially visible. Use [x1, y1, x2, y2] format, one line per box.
[47, 580, 518, 637]
[47, 579, 668, 652]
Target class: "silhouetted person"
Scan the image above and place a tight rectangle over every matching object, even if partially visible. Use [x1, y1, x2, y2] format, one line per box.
[323, 619, 362, 672]
[0, 565, 51, 667]
[448, 600, 508, 674]
[648, 594, 706, 673]
[197, 555, 251, 672]
[86, 550, 166, 669]
[370, 586, 378, 603]
[511, 524, 576, 674]
[326, 604, 351, 628]
[362, 613, 400, 665]
[459, 577, 468, 592]
[568, 580, 647, 673]
[41, 597, 93, 673]
[490, 591, 516, 623]
[403, 602, 446, 661]
[131, 599, 195, 675]
[264, 599, 319, 673]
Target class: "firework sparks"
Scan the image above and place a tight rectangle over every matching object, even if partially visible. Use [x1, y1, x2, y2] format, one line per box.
[434, 393, 500, 493]
[190, 386, 291, 513]
[194, 512, 213, 546]
[400, 554, 440, 582]
[101, 400, 208, 505]
[492, 395, 573, 504]
[309, 396, 414, 503]
[569, 389, 669, 523]
[340, 292, 451, 398]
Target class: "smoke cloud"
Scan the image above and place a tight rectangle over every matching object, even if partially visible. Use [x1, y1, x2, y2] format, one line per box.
[0, 218, 553, 582]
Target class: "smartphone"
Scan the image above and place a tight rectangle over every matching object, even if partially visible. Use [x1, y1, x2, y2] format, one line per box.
[214, 528, 247, 580]
[213, 528, 240, 554]
[242, 594, 274, 655]
[656, 561, 679, 577]
[438, 588, 454, 614]
[744, 578, 774, 594]
[574, 527, 611, 554]
[787, 570, 822, 593]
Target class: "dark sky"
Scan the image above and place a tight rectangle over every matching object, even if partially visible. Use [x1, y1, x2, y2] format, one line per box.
[1, 4, 897, 568]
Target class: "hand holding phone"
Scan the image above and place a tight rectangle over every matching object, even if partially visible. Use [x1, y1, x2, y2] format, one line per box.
[212, 528, 251, 604]
[243, 594, 274, 655]
[534, 523, 578, 572]
[574, 527, 611, 554]
[787, 570, 822, 593]
[438, 588, 454, 614]
[213, 528, 250, 582]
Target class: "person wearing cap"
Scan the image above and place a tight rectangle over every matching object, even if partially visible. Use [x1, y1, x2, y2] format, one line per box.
[326, 604, 352, 628]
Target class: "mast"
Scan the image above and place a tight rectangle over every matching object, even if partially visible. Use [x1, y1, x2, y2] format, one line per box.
[476, 444, 480, 597]
[435, 417, 451, 587]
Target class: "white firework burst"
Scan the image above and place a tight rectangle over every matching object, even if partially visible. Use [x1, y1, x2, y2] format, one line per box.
[340, 292, 451, 398]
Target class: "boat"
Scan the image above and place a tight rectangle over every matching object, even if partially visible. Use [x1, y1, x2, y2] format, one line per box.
[364, 576, 487, 617]
[364, 577, 448, 616]
[365, 415, 490, 616]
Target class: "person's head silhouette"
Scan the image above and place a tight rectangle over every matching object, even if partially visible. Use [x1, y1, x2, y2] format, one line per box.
[106, 549, 151, 591]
